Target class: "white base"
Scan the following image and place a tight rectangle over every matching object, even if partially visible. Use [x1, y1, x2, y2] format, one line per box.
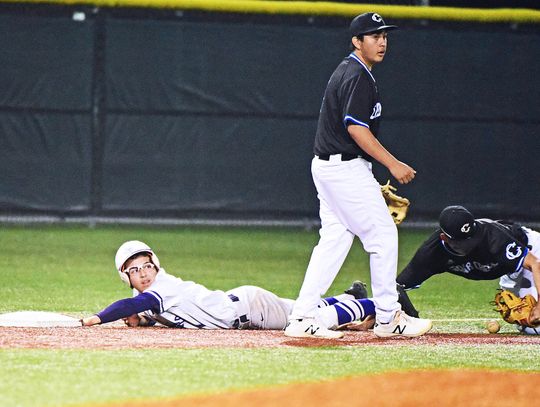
[0, 311, 81, 327]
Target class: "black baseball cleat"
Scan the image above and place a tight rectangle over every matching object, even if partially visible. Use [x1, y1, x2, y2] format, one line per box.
[345, 280, 368, 299]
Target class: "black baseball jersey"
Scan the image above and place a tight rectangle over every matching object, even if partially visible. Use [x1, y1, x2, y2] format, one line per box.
[314, 53, 381, 161]
[397, 219, 530, 289]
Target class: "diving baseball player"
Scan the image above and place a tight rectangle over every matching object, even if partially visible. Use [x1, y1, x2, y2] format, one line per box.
[80, 241, 375, 332]
[397, 205, 540, 334]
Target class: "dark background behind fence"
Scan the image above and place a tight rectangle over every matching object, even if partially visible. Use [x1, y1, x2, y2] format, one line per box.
[0, 5, 539, 223]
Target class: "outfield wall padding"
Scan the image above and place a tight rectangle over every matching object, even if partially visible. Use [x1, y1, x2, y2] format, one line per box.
[0, 5, 539, 221]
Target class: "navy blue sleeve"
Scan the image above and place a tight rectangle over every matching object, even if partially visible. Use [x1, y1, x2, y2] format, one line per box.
[96, 292, 160, 324]
[396, 230, 449, 289]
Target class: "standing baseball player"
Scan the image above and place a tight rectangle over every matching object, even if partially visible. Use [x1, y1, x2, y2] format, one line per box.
[284, 12, 432, 339]
[80, 240, 376, 331]
[396, 205, 540, 334]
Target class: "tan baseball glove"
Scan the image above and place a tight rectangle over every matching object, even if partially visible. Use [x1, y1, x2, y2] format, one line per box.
[492, 289, 539, 327]
[380, 180, 410, 225]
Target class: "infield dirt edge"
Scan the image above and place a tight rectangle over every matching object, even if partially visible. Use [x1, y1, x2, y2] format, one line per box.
[101, 369, 540, 407]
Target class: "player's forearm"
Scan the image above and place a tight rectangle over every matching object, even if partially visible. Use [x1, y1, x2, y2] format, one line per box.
[348, 125, 415, 184]
[82, 294, 159, 326]
[529, 257, 540, 324]
[530, 263, 540, 302]
[80, 306, 124, 326]
[524, 252, 540, 298]
[348, 124, 398, 168]
[533, 268, 540, 301]
[97, 295, 157, 324]
[96, 299, 136, 324]
[396, 263, 432, 290]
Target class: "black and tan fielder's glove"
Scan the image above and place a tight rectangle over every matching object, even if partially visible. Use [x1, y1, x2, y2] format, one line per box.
[380, 181, 410, 225]
[492, 289, 539, 327]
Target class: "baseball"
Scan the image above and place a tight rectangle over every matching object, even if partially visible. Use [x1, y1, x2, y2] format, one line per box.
[486, 320, 500, 334]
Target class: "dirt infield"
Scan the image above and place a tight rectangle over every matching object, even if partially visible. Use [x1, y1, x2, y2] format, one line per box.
[109, 370, 540, 407]
[2, 326, 539, 407]
[1, 325, 539, 349]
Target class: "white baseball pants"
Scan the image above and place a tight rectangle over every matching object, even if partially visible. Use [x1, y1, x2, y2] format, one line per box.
[226, 285, 362, 330]
[226, 285, 294, 330]
[291, 155, 400, 323]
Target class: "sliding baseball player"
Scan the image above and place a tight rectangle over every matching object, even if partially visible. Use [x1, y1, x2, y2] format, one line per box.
[81, 240, 375, 334]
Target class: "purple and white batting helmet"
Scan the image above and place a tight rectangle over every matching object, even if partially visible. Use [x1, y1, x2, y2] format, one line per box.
[114, 240, 161, 285]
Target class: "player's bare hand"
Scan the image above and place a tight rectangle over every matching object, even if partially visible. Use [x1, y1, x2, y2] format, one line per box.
[530, 303, 540, 326]
[389, 161, 416, 184]
[123, 314, 141, 327]
[80, 315, 101, 326]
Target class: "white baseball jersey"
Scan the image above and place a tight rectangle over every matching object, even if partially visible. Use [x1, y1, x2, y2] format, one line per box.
[139, 269, 238, 329]
[499, 228, 540, 335]
[138, 269, 294, 330]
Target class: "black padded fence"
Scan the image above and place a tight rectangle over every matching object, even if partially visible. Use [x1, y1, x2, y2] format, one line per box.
[0, 5, 538, 222]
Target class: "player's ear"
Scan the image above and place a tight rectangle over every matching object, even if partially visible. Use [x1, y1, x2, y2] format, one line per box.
[439, 233, 449, 242]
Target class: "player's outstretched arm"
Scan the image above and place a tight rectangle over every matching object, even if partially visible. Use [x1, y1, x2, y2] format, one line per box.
[524, 252, 540, 325]
[81, 293, 159, 327]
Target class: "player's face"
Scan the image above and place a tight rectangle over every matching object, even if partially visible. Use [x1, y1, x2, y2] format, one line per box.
[440, 233, 478, 256]
[124, 254, 158, 292]
[354, 31, 388, 68]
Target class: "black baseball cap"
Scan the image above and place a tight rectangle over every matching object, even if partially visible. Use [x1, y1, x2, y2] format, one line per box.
[349, 12, 398, 37]
[439, 205, 477, 240]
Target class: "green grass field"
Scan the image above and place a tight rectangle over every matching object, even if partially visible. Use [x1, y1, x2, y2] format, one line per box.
[0, 225, 538, 407]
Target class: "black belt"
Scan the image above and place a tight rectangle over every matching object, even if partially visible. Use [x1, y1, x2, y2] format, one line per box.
[232, 315, 249, 329]
[317, 154, 359, 161]
[229, 294, 250, 329]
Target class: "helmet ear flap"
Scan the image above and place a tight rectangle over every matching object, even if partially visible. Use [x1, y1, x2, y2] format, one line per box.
[150, 252, 160, 269]
[119, 270, 131, 287]
[115, 240, 159, 286]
